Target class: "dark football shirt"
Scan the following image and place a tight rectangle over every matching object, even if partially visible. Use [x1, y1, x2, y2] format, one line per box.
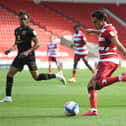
[15, 26, 36, 55]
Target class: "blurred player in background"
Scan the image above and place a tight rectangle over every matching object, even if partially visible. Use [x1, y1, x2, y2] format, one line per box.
[82, 10, 126, 116]
[0, 11, 66, 103]
[68, 24, 95, 83]
[47, 34, 63, 74]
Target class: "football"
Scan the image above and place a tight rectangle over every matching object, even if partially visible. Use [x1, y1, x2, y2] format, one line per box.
[64, 101, 79, 116]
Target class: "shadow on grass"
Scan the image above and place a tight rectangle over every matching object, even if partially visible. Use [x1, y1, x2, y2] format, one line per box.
[0, 114, 77, 119]
[99, 104, 126, 108]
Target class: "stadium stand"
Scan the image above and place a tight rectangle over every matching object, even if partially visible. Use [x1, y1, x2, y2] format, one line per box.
[0, 0, 74, 35]
[104, 3, 126, 21]
[0, 0, 126, 67]
[42, 2, 126, 43]
[0, 4, 51, 61]
[0, 0, 74, 63]
[41, 2, 126, 58]
[0, 7, 17, 53]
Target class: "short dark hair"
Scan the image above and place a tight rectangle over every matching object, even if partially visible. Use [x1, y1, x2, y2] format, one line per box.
[18, 11, 29, 19]
[91, 10, 107, 21]
[74, 24, 81, 29]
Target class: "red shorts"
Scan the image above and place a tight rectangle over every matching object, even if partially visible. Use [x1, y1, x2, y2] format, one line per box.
[93, 61, 118, 80]
[74, 54, 88, 61]
[48, 56, 57, 62]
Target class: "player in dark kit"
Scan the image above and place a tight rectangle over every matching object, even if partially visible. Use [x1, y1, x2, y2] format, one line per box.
[0, 11, 66, 102]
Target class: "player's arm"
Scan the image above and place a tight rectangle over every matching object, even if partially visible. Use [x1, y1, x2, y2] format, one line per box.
[71, 37, 75, 48]
[47, 45, 49, 56]
[56, 43, 59, 53]
[5, 42, 17, 55]
[27, 36, 40, 53]
[111, 37, 126, 55]
[86, 29, 100, 35]
[82, 36, 87, 44]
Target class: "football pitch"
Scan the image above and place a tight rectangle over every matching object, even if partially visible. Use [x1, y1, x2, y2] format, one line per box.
[0, 68, 126, 126]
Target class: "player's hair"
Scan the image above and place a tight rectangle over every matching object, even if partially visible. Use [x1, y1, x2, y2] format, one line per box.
[74, 24, 81, 29]
[18, 11, 29, 19]
[91, 10, 107, 21]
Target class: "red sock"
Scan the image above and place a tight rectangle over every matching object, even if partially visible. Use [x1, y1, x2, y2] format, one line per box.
[72, 69, 77, 78]
[56, 62, 62, 71]
[98, 76, 119, 88]
[49, 67, 52, 73]
[88, 89, 97, 109]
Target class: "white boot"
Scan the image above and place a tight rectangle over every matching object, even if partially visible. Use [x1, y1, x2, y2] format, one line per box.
[0, 96, 13, 102]
[56, 73, 66, 85]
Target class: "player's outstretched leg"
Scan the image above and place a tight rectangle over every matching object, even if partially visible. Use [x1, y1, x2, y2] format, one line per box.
[118, 72, 126, 81]
[37, 73, 67, 85]
[81, 72, 126, 116]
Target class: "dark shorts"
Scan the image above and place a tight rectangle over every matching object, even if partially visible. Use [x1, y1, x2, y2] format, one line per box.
[11, 55, 38, 71]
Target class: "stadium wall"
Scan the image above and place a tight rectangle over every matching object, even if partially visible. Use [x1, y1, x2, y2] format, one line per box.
[33, 0, 126, 4]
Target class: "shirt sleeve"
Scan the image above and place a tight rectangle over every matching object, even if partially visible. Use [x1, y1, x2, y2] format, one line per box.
[31, 29, 37, 38]
[106, 27, 118, 41]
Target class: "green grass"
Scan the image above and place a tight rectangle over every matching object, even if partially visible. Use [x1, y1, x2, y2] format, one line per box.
[0, 68, 126, 126]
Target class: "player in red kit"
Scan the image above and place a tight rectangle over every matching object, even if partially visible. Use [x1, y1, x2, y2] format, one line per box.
[81, 10, 126, 116]
[69, 24, 95, 83]
[47, 34, 62, 74]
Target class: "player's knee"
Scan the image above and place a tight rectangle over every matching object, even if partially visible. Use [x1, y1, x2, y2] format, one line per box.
[87, 79, 94, 87]
[31, 74, 39, 80]
[88, 86, 94, 91]
[33, 75, 39, 80]
[95, 82, 101, 90]
[87, 80, 101, 90]
[7, 71, 14, 77]
[88, 85, 101, 91]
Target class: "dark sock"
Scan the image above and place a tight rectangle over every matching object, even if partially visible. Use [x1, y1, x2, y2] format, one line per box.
[6, 76, 13, 96]
[37, 73, 56, 80]
[48, 74, 56, 79]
